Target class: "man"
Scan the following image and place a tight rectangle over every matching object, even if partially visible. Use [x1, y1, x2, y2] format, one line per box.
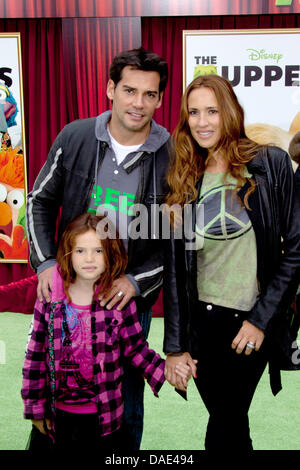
[26, 47, 170, 450]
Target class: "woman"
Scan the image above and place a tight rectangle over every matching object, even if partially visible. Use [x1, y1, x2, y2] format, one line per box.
[163, 74, 300, 452]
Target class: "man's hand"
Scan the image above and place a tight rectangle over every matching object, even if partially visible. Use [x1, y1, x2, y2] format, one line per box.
[100, 276, 136, 310]
[165, 352, 198, 391]
[37, 266, 54, 302]
[32, 418, 51, 435]
[231, 320, 265, 356]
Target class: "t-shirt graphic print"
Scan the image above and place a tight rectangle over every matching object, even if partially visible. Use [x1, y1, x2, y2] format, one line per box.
[196, 171, 259, 312]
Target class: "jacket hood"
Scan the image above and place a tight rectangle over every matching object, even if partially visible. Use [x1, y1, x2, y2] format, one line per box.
[95, 110, 170, 152]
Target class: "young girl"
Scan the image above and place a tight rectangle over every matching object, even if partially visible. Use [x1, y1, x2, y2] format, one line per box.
[22, 213, 190, 450]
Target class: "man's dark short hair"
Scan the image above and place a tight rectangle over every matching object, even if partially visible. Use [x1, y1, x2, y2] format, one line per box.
[109, 47, 168, 94]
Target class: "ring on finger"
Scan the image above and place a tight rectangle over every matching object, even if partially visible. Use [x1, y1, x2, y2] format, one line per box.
[246, 341, 255, 349]
[117, 290, 124, 298]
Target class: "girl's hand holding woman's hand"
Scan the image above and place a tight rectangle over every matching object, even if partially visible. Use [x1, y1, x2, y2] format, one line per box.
[231, 320, 265, 355]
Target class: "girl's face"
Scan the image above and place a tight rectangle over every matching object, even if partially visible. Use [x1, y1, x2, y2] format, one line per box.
[71, 229, 106, 283]
[187, 87, 222, 151]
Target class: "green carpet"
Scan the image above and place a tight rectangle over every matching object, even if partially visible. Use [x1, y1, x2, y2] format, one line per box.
[0, 312, 299, 450]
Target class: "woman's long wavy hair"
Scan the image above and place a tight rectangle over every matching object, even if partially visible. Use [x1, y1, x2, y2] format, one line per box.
[166, 74, 261, 216]
[56, 213, 128, 302]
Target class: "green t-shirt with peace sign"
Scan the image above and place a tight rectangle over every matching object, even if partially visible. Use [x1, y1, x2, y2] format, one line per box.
[196, 170, 259, 312]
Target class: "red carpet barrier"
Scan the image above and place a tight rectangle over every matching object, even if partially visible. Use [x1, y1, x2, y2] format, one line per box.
[0, 275, 37, 314]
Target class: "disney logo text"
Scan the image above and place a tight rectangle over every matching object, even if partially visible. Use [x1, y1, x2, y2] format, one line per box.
[247, 49, 283, 63]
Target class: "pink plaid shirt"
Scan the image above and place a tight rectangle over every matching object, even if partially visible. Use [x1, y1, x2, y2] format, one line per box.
[21, 265, 165, 437]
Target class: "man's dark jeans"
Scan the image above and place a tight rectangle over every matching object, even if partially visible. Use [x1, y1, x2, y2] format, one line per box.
[122, 309, 152, 451]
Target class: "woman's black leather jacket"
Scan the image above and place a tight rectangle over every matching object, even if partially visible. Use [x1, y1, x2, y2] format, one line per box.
[163, 146, 300, 395]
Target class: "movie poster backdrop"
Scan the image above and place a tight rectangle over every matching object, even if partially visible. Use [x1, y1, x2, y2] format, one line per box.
[183, 29, 300, 166]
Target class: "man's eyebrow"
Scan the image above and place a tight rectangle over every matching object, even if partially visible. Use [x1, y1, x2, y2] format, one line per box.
[146, 90, 159, 95]
[122, 84, 137, 92]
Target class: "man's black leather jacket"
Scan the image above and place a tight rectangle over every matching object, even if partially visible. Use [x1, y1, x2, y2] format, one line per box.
[163, 146, 300, 395]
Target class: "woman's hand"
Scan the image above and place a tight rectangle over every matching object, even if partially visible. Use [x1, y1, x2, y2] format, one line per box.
[32, 418, 52, 435]
[231, 320, 265, 355]
[165, 352, 198, 391]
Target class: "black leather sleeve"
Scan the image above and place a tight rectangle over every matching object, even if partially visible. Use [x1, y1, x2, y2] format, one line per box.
[247, 148, 300, 332]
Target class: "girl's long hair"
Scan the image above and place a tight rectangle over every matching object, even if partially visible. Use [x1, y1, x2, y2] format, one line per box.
[166, 74, 261, 214]
[56, 213, 128, 302]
